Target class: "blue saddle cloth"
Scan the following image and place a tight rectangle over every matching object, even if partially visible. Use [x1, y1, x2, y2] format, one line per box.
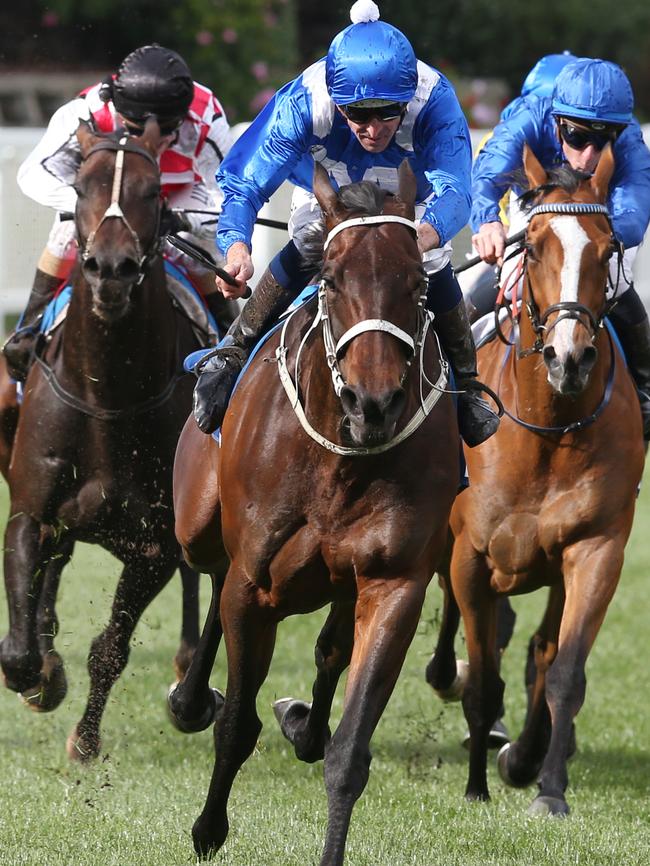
[183, 283, 319, 375]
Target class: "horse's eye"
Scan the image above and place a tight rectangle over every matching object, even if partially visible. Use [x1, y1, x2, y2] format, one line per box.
[73, 184, 85, 199]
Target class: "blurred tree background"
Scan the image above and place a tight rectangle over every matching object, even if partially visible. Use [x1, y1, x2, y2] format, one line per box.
[1, 0, 649, 123]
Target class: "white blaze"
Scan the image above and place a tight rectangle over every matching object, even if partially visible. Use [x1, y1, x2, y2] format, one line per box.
[548, 215, 589, 359]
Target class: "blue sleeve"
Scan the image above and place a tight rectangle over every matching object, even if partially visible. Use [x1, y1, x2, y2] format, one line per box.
[470, 99, 549, 232]
[608, 122, 650, 249]
[413, 81, 472, 245]
[216, 77, 315, 256]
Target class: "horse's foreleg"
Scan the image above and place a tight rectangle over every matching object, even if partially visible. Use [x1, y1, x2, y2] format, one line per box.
[452, 537, 503, 802]
[168, 570, 226, 733]
[67, 555, 178, 762]
[425, 564, 467, 700]
[530, 538, 625, 817]
[319, 577, 427, 866]
[192, 566, 277, 858]
[275, 600, 355, 763]
[1, 513, 55, 694]
[498, 584, 564, 789]
[173, 560, 201, 680]
[20, 537, 75, 712]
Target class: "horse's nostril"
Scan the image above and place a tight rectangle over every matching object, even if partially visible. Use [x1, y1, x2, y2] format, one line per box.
[340, 386, 359, 417]
[83, 257, 99, 275]
[543, 345, 557, 362]
[116, 259, 140, 281]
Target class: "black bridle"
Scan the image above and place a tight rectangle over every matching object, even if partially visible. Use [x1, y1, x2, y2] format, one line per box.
[495, 202, 623, 359]
[495, 201, 621, 434]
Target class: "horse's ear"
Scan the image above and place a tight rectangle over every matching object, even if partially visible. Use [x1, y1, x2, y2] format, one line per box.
[76, 119, 96, 156]
[396, 159, 417, 218]
[139, 116, 162, 156]
[313, 161, 340, 218]
[523, 143, 548, 189]
[590, 143, 615, 203]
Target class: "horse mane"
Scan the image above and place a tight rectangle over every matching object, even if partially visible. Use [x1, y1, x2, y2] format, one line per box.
[301, 180, 390, 269]
[515, 165, 593, 213]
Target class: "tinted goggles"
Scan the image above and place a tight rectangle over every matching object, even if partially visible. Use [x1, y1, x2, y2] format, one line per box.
[124, 116, 184, 137]
[558, 120, 621, 151]
[340, 102, 406, 124]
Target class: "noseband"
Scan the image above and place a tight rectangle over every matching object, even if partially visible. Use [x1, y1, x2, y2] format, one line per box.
[518, 202, 614, 358]
[276, 215, 449, 456]
[80, 136, 161, 284]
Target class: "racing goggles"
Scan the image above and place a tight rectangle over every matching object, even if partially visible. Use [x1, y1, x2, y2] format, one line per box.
[124, 116, 184, 137]
[340, 102, 406, 124]
[558, 119, 623, 151]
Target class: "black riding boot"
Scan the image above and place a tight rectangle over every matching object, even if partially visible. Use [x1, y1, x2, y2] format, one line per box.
[193, 269, 299, 434]
[609, 309, 650, 442]
[2, 269, 60, 382]
[435, 299, 501, 447]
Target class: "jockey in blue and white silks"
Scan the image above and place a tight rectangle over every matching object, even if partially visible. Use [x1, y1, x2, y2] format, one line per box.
[193, 0, 501, 448]
[467, 57, 650, 441]
[215, 58, 471, 275]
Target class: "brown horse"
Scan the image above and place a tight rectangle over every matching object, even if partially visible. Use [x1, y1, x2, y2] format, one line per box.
[0, 356, 18, 478]
[427, 145, 645, 816]
[0, 120, 209, 761]
[172, 162, 459, 864]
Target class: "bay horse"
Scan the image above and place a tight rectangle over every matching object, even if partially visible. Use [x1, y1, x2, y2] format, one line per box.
[172, 161, 459, 864]
[0, 119, 209, 761]
[427, 144, 645, 815]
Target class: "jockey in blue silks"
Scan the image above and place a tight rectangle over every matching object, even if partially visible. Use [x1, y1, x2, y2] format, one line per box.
[192, 0, 501, 447]
[459, 52, 580, 316]
[466, 57, 650, 441]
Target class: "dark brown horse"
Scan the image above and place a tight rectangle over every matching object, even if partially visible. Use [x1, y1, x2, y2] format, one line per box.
[171, 162, 459, 864]
[427, 145, 645, 815]
[0, 120, 206, 761]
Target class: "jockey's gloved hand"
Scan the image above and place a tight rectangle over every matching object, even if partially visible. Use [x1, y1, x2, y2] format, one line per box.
[160, 205, 192, 237]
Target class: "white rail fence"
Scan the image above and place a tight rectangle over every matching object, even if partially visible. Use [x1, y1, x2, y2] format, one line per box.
[1, 126, 649, 333]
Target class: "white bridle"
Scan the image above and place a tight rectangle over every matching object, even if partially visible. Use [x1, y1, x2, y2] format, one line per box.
[275, 215, 449, 456]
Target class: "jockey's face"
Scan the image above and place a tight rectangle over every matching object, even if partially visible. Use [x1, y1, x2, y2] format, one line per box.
[557, 117, 623, 174]
[338, 106, 404, 153]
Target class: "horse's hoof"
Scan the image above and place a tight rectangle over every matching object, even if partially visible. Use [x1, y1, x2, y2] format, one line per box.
[167, 683, 224, 734]
[19, 653, 68, 713]
[527, 795, 570, 817]
[497, 742, 538, 788]
[429, 657, 469, 702]
[272, 697, 311, 741]
[66, 726, 100, 763]
[462, 718, 511, 751]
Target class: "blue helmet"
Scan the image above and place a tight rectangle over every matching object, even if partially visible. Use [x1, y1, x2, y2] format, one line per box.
[521, 52, 578, 99]
[552, 58, 634, 125]
[326, 1, 417, 106]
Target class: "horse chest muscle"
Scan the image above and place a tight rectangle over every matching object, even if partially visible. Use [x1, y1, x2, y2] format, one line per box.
[479, 481, 604, 590]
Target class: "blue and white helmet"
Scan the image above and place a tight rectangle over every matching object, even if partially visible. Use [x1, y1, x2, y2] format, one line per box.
[326, 0, 417, 106]
[521, 52, 578, 99]
[552, 58, 634, 125]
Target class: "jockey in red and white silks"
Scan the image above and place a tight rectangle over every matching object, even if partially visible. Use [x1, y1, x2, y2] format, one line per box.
[17, 77, 233, 272]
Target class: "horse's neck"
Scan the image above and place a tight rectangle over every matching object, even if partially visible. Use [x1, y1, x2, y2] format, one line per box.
[62, 265, 177, 393]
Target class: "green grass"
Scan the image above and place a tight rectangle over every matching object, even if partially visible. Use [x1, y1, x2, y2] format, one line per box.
[1, 473, 649, 865]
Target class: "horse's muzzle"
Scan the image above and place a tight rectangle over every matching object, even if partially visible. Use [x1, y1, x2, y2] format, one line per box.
[340, 384, 406, 447]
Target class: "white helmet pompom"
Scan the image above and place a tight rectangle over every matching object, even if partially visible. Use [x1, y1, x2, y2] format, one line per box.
[350, 0, 380, 25]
